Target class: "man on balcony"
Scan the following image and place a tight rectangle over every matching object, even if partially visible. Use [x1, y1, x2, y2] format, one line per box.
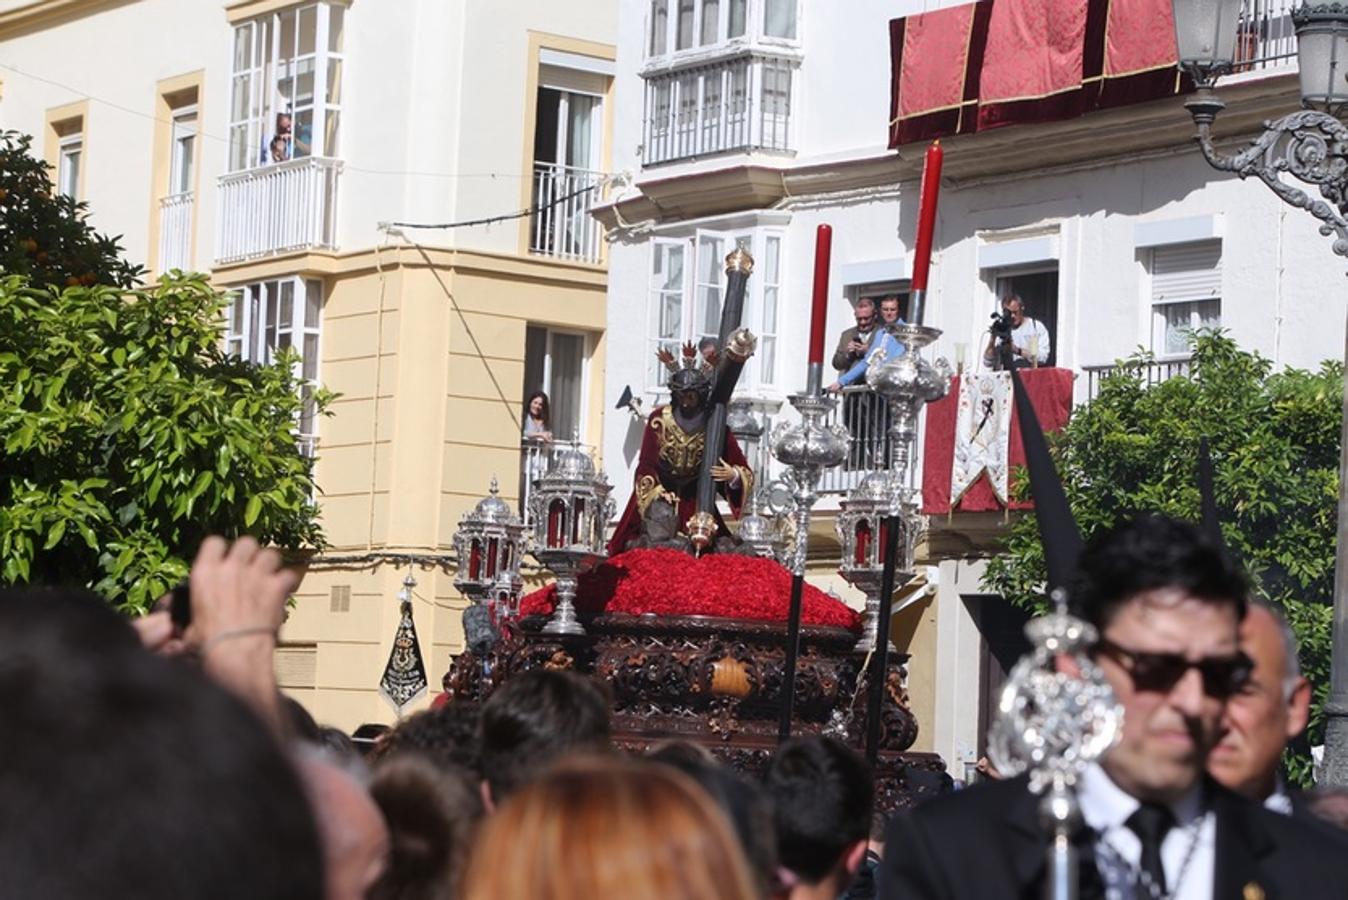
[831, 297, 876, 375]
[983, 294, 1050, 370]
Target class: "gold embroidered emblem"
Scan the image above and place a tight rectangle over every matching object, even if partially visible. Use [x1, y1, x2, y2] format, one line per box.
[655, 406, 705, 480]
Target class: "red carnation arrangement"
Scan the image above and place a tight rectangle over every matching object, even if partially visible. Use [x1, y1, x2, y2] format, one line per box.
[518, 548, 860, 631]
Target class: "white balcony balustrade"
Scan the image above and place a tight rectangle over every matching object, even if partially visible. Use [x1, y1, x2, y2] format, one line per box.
[215, 157, 341, 265]
[642, 53, 796, 166]
[158, 192, 194, 274]
[530, 163, 605, 264]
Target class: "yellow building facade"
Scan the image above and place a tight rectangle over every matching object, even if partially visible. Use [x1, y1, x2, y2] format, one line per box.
[1, 0, 617, 729]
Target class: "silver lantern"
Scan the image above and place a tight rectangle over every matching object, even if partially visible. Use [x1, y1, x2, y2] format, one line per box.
[453, 476, 526, 604]
[836, 471, 906, 652]
[527, 442, 615, 635]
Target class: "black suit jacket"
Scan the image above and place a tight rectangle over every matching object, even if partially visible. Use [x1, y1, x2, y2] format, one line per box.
[880, 774, 1348, 899]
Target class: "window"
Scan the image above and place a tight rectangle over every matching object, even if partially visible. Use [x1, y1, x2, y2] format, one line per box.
[226, 277, 323, 444]
[759, 235, 781, 384]
[650, 0, 669, 55]
[648, 0, 795, 57]
[646, 228, 784, 391]
[993, 269, 1059, 367]
[649, 240, 686, 388]
[530, 63, 610, 262]
[1150, 242, 1221, 357]
[524, 326, 589, 442]
[228, 3, 345, 172]
[170, 108, 197, 197]
[763, 0, 797, 39]
[53, 117, 83, 200]
[643, 56, 794, 165]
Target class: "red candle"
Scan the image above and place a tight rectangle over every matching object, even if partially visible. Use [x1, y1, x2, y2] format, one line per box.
[909, 141, 943, 324]
[807, 224, 832, 392]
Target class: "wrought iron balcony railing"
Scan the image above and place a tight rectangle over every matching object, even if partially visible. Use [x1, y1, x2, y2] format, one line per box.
[1233, 0, 1299, 73]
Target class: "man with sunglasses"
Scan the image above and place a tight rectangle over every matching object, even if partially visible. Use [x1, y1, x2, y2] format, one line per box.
[881, 515, 1348, 899]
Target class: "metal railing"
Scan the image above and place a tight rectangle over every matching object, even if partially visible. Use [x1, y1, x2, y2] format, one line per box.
[530, 162, 605, 264]
[1234, 0, 1299, 72]
[518, 440, 558, 527]
[818, 386, 891, 496]
[1081, 358, 1193, 401]
[215, 157, 341, 264]
[158, 191, 193, 273]
[642, 53, 796, 165]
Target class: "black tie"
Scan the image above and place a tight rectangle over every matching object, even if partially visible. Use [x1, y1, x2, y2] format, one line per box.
[1125, 803, 1174, 897]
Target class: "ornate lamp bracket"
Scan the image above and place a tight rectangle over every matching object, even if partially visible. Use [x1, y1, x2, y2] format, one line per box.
[1188, 89, 1348, 259]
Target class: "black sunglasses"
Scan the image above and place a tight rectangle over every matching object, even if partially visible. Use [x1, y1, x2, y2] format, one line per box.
[1094, 639, 1253, 699]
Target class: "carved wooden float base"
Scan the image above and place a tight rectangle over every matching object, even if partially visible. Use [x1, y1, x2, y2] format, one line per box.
[443, 612, 951, 811]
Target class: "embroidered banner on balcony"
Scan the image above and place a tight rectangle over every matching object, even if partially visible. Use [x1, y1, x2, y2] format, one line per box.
[888, 0, 1187, 147]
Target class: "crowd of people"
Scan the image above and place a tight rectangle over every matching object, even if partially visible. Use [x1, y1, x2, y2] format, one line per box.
[6, 515, 1348, 898]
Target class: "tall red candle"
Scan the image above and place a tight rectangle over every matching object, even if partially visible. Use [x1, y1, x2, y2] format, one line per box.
[908, 141, 943, 324]
[807, 223, 832, 393]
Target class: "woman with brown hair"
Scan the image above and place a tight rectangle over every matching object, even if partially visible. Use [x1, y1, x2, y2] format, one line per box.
[460, 755, 760, 900]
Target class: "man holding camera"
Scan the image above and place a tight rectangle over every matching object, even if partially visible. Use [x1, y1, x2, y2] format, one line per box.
[983, 294, 1051, 370]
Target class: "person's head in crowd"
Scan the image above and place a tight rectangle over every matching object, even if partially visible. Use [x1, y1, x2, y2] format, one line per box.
[1208, 600, 1311, 803]
[877, 295, 901, 326]
[1307, 787, 1348, 831]
[283, 694, 324, 744]
[766, 736, 874, 899]
[1001, 294, 1025, 327]
[839, 811, 890, 900]
[368, 755, 483, 900]
[853, 297, 876, 333]
[374, 702, 481, 773]
[319, 726, 365, 767]
[1070, 514, 1251, 806]
[298, 752, 390, 900]
[648, 741, 779, 896]
[0, 587, 324, 900]
[478, 668, 611, 807]
[525, 390, 550, 426]
[461, 755, 759, 900]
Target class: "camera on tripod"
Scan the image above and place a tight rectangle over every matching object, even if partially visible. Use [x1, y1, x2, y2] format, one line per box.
[989, 309, 1014, 339]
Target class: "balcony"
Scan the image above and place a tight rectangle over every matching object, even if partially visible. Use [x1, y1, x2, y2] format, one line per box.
[642, 53, 796, 166]
[1234, 0, 1299, 73]
[158, 191, 193, 273]
[1082, 358, 1193, 402]
[215, 157, 341, 265]
[530, 162, 605, 264]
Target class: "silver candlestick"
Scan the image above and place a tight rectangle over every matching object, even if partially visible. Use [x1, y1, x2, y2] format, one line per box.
[770, 392, 850, 574]
[988, 592, 1123, 900]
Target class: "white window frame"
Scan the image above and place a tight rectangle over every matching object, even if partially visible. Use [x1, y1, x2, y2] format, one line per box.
[169, 107, 198, 198]
[57, 132, 82, 200]
[1148, 241, 1222, 360]
[227, 2, 345, 172]
[535, 327, 592, 443]
[226, 276, 324, 447]
[648, 0, 798, 59]
[645, 227, 785, 395]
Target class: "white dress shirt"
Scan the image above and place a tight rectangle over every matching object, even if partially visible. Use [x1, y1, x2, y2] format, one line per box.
[1077, 763, 1216, 900]
[1264, 777, 1293, 816]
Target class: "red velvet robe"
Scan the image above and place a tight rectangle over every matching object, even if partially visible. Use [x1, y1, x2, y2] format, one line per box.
[607, 405, 753, 555]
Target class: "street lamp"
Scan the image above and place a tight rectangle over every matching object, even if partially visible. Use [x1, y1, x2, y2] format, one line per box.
[1171, 0, 1348, 783]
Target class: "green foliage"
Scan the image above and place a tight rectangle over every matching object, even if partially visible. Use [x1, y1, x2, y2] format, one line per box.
[0, 130, 144, 289]
[982, 332, 1341, 786]
[0, 273, 330, 613]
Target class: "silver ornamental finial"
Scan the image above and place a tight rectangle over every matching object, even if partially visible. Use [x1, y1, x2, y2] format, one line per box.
[986, 589, 1122, 792]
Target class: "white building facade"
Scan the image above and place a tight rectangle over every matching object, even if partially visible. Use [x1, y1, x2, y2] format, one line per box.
[595, 0, 1341, 773]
